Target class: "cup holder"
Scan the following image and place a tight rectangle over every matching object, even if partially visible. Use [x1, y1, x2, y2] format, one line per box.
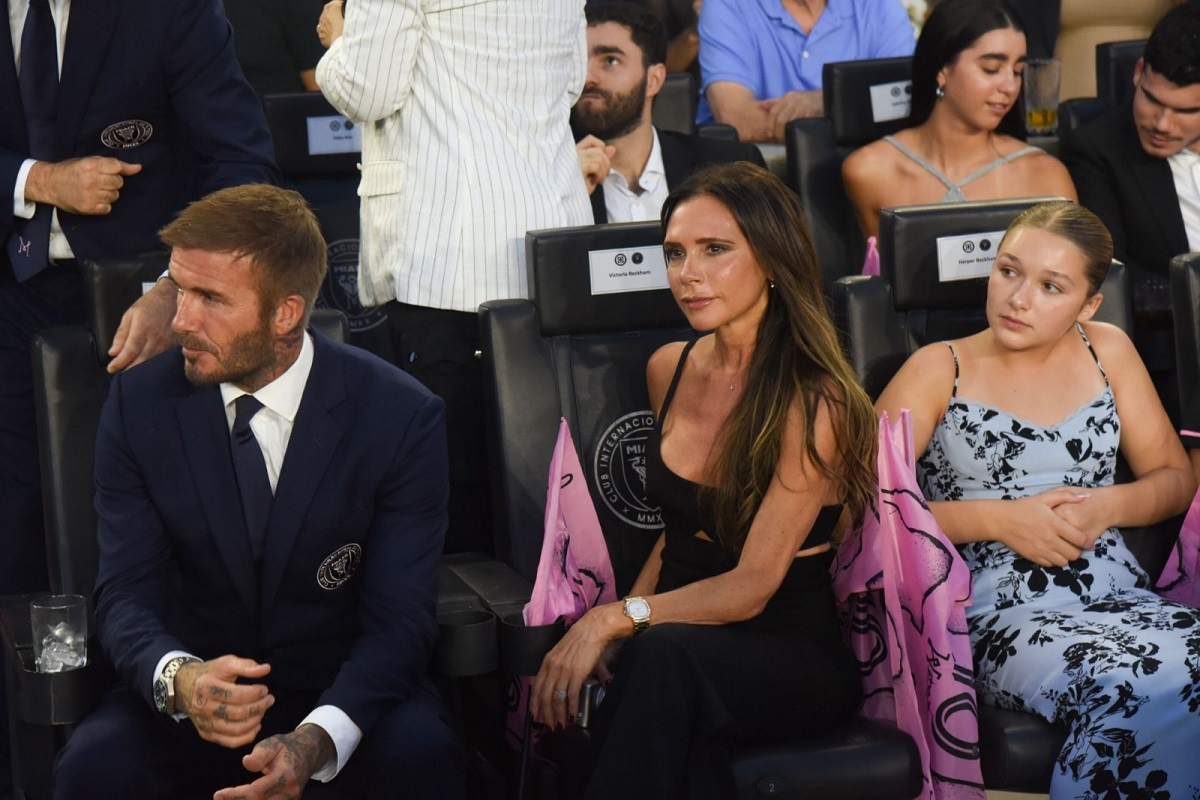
[498, 612, 565, 676]
[433, 607, 498, 677]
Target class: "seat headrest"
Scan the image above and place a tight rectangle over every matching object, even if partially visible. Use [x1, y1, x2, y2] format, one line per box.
[822, 57, 913, 147]
[526, 222, 687, 336]
[878, 197, 1062, 311]
[261, 92, 361, 180]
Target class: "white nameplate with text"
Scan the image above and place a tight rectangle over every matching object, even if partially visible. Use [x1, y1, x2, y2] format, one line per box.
[869, 80, 912, 123]
[307, 115, 362, 155]
[936, 230, 1005, 282]
[588, 245, 669, 295]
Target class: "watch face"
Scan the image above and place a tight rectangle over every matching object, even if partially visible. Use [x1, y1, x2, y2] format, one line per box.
[626, 598, 650, 619]
[153, 680, 168, 713]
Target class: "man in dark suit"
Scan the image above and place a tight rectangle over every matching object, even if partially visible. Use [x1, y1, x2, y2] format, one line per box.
[0, 0, 277, 598]
[574, 2, 764, 224]
[1059, 2, 1200, 418]
[52, 185, 462, 799]
[1, 1, 276, 791]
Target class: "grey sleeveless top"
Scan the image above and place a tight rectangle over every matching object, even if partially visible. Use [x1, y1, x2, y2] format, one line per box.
[883, 135, 1043, 202]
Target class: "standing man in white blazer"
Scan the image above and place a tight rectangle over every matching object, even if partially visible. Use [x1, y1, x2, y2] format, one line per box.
[316, 0, 593, 555]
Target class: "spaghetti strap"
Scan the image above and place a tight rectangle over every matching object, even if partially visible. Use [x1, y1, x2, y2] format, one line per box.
[883, 135, 957, 195]
[659, 339, 698, 422]
[1076, 323, 1110, 386]
[941, 341, 960, 400]
[882, 136, 1044, 203]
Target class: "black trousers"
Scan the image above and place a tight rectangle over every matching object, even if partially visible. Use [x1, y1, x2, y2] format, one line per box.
[382, 301, 491, 555]
[0, 262, 86, 798]
[53, 679, 465, 799]
[582, 622, 862, 800]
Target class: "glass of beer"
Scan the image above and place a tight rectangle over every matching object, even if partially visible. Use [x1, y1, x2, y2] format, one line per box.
[1024, 58, 1061, 136]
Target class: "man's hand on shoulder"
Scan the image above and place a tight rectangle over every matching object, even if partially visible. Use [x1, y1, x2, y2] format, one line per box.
[107, 276, 179, 373]
[25, 157, 143, 216]
[213, 724, 336, 800]
[576, 135, 616, 195]
[176, 655, 274, 749]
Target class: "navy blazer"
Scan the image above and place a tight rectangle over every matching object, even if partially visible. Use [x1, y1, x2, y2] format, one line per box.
[0, 0, 277, 267]
[589, 128, 767, 224]
[1060, 103, 1188, 285]
[93, 332, 448, 738]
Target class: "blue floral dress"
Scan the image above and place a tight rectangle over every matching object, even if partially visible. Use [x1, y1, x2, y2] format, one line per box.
[917, 330, 1200, 799]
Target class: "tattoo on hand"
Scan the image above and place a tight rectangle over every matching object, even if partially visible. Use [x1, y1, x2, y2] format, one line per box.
[210, 685, 232, 700]
[214, 705, 230, 722]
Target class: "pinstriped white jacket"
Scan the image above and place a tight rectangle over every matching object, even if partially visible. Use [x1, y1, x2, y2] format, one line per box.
[316, 0, 593, 313]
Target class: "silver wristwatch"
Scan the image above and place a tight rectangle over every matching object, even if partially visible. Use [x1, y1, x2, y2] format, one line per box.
[154, 656, 201, 715]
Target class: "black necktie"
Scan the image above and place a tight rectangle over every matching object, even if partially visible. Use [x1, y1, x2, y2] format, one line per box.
[231, 395, 272, 561]
[6, 0, 58, 281]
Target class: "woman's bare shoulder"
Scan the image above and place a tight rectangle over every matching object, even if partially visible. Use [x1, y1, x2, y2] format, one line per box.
[647, 339, 692, 412]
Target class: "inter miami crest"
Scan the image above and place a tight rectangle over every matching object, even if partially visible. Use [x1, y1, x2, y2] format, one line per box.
[317, 239, 387, 333]
[592, 411, 663, 530]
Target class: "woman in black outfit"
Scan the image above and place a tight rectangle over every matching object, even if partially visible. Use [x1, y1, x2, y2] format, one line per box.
[531, 162, 875, 798]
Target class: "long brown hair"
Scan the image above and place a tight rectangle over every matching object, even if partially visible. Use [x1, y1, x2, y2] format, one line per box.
[661, 162, 877, 553]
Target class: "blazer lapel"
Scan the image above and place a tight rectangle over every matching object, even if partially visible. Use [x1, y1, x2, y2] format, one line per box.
[1121, 111, 1189, 255]
[259, 337, 346, 617]
[56, 0, 121, 155]
[176, 386, 259, 615]
[1, 11, 19, 134]
[658, 130, 694, 189]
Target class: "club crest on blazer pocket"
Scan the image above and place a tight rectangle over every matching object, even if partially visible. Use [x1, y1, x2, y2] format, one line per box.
[317, 543, 363, 590]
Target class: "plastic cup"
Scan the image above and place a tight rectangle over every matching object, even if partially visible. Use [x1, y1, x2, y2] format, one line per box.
[1024, 58, 1061, 135]
[30, 594, 87, 673]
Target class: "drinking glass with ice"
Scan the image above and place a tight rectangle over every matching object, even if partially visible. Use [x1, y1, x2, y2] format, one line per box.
[30, 595, 88, 673]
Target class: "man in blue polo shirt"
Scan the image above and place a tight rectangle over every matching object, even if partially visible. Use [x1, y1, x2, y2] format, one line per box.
[698, 0, 914, 141]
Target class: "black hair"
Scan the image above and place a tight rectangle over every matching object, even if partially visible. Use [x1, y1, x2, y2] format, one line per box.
[585, 2, 667, 67]
[1144, 3, 1200, 88]
[910, 0, 1026, 137]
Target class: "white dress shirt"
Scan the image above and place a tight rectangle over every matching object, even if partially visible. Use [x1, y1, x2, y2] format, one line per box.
[153, 333, 361, 782]
[8, 0, 75, 261]
[1169, 146, 1200, 254]
[602, 128, 668, 223]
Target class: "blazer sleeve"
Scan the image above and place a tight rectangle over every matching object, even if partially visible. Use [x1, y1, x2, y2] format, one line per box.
[93, 372, 192, 705]
[162, 0, 279, 189]
[316, 0, 424, 123]
[1059, 127, 1145, 279]
[317, 391, 449, 734]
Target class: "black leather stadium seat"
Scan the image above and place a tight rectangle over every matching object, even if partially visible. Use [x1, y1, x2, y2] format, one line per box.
[784, 56, 912, 285]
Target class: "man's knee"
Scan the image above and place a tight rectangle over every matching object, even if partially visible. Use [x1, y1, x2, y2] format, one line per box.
[335, 685, 465, 799]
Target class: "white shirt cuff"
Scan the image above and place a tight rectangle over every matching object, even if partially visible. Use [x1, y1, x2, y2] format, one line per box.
[301, 705, 362, 781]
[13, 159, 37, 218]
[152, 650, 199, 721]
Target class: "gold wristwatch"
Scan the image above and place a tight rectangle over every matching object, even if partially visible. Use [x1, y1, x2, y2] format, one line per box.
[622, 596, 651, 635]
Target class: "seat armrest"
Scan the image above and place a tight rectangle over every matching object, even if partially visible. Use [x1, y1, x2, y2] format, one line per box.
[830, 276, 911, 400]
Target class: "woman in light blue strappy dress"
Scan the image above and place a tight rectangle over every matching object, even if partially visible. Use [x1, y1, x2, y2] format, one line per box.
[843, 0, 1077, 238]
[877, 200, 1200, 798]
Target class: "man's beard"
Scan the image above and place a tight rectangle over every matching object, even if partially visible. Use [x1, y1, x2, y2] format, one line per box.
[180, 316, 277, 388]
[571, 75, 648, 141]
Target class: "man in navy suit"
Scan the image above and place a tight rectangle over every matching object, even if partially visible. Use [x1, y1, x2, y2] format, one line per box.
[0, 0, 277, 608]
[573, 2, 764, 224]
[52, 185, 463, 799]
[1, 1, 276, 791]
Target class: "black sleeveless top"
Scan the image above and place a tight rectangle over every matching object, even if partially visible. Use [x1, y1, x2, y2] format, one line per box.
[645, 338, 844, 637]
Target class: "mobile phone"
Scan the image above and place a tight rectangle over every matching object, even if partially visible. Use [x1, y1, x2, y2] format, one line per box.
[576, 679, 604, 729]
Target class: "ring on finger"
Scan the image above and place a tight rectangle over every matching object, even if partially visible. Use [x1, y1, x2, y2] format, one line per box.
[552, 689, 568, 701]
